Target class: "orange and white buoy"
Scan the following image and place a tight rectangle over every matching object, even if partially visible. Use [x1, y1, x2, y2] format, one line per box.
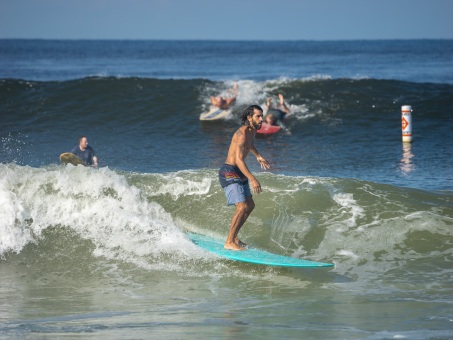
[401, 105, 412, 142]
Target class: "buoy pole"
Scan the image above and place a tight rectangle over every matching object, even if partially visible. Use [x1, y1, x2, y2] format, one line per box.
[401, 105, 412, 142]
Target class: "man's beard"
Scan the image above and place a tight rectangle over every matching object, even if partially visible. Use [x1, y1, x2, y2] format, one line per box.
[252, 120, 262, 130]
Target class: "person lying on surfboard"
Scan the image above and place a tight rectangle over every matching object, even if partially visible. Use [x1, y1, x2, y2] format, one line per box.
[265, 93, 290, 126]
[218, 105, 270, 251]
[71, 135, 98, 168]
[210, 83, 238, 110]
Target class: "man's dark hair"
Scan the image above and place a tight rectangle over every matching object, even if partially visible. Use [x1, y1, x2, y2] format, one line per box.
[241, 105, 263, 126]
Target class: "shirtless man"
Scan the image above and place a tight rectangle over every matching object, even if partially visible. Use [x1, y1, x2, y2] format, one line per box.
[210, 83, 239, 110]
[265, 93, 290, 126]
[218, 105, 270, 250]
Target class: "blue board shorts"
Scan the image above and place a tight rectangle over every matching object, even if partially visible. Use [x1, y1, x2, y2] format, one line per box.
[218, 164, 252, 206]
[223, 182, 252, 206]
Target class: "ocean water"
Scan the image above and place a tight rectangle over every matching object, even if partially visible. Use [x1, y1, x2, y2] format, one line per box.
[1, 39, 453, 339]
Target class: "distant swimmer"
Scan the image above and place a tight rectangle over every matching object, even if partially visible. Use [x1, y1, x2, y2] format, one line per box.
[265, 93, 290, 126]
[71, 136, 98, 167]
[218, 105, 270, 250]
[210, 83, 239, 110]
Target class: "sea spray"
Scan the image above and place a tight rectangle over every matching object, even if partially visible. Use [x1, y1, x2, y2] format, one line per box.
[0, 164, 206, 270]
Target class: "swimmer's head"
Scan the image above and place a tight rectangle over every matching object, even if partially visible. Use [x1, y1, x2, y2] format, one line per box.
[216, 96, 226, 105]
[265, 113, 276, 125]
[78, 136, 89, 148]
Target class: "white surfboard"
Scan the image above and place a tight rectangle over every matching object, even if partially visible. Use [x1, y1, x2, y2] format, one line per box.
[199, 107, 231, 121]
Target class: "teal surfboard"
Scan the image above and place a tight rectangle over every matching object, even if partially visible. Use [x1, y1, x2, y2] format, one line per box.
[187, 233, 334, 268]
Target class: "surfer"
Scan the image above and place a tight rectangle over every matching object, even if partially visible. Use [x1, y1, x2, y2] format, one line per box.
[265, 93, 290, 126]
[71, 136, 98, 167]
[219, 105, 270, 250]
[210, 83, 238, 110]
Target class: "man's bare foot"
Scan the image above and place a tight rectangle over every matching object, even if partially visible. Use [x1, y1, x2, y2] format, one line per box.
[278, 93, 285, 105]
[224, 242, 246, 251]
[235, 237, 247, 248]
[228, 83, 238, 96]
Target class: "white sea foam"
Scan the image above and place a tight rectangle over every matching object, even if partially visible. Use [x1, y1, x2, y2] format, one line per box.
[336, 250, 359, 260]
[332, 192, 365, 229]
[152, 173, 212, 199]
[201, 78, 321, 121]
[0, 164, 206, 268]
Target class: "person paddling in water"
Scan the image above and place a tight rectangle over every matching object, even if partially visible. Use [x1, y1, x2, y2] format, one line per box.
[218, 105, 270, 250]
[71, 135, 98, 168]
[265, 93, 290, 126]
[210, 83, 239, 110]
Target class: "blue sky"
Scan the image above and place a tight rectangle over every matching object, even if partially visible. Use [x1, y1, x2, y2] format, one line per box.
[1, 0, 452, 40]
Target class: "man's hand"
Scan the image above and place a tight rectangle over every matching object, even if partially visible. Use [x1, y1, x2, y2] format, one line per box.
[250, 177, 262, 194]
[257, 156, 270, 170]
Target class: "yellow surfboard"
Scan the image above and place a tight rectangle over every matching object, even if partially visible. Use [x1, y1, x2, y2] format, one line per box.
[60, 152, 84, 166]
